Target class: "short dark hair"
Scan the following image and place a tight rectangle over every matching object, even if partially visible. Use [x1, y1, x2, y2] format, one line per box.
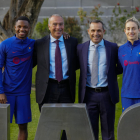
[89, 20, 105, 30]
[16, 16, 30, 24]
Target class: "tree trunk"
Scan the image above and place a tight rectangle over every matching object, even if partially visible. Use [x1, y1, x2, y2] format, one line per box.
[0, 0, 44, 42]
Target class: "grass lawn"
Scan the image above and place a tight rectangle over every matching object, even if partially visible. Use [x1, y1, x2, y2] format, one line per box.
[10, 67, 123, 140]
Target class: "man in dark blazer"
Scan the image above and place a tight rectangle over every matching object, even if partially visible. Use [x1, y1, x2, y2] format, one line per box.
[33, 14, 78, 140]
[77, 20, 119, 140]
[33, 14, 78, 109]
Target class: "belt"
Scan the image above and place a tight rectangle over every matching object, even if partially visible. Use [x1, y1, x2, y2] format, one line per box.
[49, 78, 69, 84]
[87, 86, 108, 92]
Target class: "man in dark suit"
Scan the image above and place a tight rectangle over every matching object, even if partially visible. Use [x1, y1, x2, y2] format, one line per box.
[77, 20, 119, 140]
[33, 14, 78, 140]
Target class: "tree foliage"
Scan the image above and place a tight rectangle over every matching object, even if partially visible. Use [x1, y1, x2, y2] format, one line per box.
[63, 17, 83, 43]
[34, 18, 50, 38]
[108, 4, 139, 44]
[77, 4, 103, 25]
[0, 0, 44, 42]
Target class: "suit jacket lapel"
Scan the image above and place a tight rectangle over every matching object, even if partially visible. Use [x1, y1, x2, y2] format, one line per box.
[82, 41, 90, 73]
[104, 40, 111, 73]
[43, 35, 50, 69]
[64, 38, 71, 69]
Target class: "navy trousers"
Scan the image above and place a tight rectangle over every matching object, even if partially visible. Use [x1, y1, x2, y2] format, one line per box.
[84, 87, 115, 140]
[39, 79, 73, 140]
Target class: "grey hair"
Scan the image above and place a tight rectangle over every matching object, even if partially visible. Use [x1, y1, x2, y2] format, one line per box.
[48, 14, 64, 25]
[89, 19, 105, 30]
[125, 16, 140, 29]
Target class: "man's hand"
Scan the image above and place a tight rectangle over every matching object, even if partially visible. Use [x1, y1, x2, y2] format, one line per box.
[63, 32, 70, 39]
[0, 93, 7, 104]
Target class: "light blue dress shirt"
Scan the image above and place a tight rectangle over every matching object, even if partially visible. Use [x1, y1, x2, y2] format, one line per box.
[86, 39, 108, 88]
[49, 34, 69, 80]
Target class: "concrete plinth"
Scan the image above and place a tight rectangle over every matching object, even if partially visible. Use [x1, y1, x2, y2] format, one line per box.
[0, 104, 10, 140]
[118, 103, 140, 140]
[34, 104, 95, 140]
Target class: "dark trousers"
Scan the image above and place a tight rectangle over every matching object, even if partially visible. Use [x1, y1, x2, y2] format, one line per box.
[39, 79, 73, 140]
[84, 87, 115, 140]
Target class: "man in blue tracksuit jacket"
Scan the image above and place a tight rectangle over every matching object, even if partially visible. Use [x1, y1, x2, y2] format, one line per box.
[0, 16, 69, 140]
[118, 17, 140, 112]
[0, 16, 35, 140]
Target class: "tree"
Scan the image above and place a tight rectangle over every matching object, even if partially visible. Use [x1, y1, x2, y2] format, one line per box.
[0, 0, 44, 42]
[107, 3, 139, 44]
[63, 17, 83, 43]
[33, 18, 50, 39]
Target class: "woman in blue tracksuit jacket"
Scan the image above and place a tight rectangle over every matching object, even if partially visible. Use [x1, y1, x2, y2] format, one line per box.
[118, 17, 140, 112]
